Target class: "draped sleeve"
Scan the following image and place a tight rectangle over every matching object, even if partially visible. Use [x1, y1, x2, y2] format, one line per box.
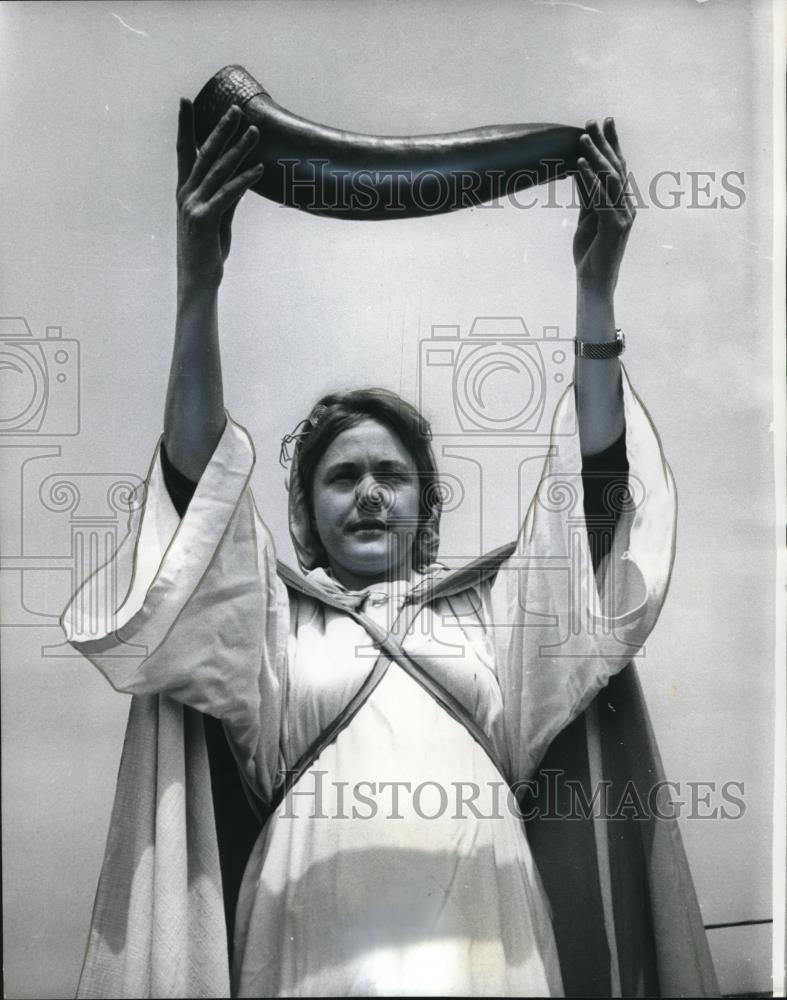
[486, 365, 677, 782]
[60, 414, 290, 805]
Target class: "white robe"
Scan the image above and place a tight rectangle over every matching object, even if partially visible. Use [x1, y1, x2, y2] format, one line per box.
[63, 368, 676, 998]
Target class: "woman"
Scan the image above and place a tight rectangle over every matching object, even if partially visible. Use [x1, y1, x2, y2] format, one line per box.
[63, 102, 713, 998]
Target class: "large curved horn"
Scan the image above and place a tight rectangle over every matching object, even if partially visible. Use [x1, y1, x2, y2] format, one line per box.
[193, 65, 583, 220]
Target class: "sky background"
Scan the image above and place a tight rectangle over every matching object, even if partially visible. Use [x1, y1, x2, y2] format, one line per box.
[0, 0, 778, 996]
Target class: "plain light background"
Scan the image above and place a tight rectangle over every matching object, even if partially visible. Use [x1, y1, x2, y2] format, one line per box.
[0, 1, 777, 996]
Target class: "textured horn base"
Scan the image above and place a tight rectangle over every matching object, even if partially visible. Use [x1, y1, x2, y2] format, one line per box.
[193, 65, 269, 132]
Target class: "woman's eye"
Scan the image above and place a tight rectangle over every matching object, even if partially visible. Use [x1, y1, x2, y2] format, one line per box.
[325, 468, 353, 483]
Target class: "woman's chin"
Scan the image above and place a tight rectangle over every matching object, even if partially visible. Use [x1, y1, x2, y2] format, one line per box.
[335, 535, 409, 581]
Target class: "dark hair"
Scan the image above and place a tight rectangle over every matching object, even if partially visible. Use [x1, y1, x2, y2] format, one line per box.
[294, 388, 442, 569]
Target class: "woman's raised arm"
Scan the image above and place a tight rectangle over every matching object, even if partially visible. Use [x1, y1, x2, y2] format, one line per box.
[163, 98, 263, 481]
[572, 117, 636, 457]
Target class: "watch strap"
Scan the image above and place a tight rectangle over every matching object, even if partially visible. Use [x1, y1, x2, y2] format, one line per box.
[575, 329, 625, 359]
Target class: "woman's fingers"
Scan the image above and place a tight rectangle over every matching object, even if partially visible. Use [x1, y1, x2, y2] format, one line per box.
[574, 159, 595, 212]
[578, 118, 637, 223]
[603, 117, 627, 175]
[208, 162, 265, 215]
[587, 119, 624, 178]
[576, 156, 602, 206]
[600, 119, 635, 220]
[195, 124, 260, 202]
[594, 118, 635, 218]
[577, 154, 615, 213]
[577, 154, 634, 229]
[579, 130, 622, 203]
[176, 98, 197, 189]
[188, 104, 242, 190]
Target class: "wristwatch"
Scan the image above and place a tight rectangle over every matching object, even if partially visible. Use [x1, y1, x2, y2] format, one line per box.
[574, 329, 625, 359]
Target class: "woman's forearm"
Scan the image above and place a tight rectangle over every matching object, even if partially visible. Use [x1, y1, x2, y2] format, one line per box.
[574, 284, 625, 457]
[570, 118, 634, 457]
[163, 277, 226, 481]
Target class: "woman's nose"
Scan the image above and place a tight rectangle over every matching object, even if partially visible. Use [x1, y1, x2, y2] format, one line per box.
[355, 475, 391, 512]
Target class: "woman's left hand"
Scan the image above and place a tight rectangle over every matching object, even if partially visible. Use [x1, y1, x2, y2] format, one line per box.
[573, 118, 636, 296]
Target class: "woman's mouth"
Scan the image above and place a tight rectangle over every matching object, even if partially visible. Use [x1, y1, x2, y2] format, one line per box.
[348, 519, 387, 533]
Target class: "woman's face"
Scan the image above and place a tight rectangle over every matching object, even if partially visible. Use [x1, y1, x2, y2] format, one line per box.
[311, 418, 421, 588]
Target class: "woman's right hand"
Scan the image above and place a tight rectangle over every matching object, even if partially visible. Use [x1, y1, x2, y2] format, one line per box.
[176, 98, 263, 287]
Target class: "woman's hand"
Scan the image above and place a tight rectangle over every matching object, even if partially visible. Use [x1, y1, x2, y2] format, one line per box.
[176, 98, 263, 287]
[572, 118, 635, 296]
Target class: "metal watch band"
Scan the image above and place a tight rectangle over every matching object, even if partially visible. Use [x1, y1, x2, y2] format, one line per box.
[574, 330, 625, 359]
